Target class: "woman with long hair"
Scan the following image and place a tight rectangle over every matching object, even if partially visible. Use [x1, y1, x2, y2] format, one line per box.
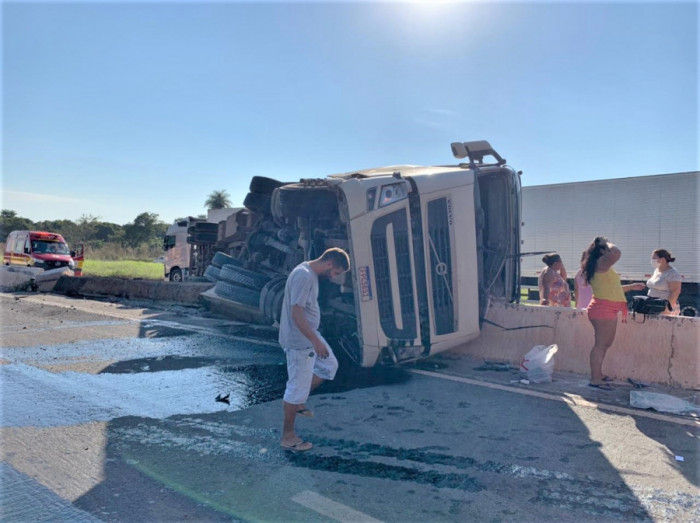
[646, 249, 682, 316]
[583, 237, 644, 390]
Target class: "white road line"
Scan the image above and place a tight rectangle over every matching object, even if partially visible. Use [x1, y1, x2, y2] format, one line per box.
[291, 490, 383, 523]
[411, 369, 700, 428]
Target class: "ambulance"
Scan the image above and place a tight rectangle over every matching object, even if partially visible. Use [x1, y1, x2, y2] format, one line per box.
[3, 231, 79, 272]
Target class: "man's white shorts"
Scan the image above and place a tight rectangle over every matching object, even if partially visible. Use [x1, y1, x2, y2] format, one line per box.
[283, 335, 338, 405]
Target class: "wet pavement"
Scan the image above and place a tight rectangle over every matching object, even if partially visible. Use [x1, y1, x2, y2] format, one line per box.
[1, 292, 699, 522]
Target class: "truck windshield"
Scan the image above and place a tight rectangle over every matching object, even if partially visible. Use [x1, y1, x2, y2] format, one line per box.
[32, 240, 70, 255]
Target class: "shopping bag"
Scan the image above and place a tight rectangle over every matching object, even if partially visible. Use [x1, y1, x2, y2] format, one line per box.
[519, 344, 558, 383]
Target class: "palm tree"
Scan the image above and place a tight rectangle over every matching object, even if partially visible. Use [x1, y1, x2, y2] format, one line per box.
[204, 190, 232, 210]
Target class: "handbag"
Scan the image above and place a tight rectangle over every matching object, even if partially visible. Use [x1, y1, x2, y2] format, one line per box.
[631, 295, 670, 318]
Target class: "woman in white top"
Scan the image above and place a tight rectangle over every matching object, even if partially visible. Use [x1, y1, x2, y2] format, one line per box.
[646, 248, 682, 316]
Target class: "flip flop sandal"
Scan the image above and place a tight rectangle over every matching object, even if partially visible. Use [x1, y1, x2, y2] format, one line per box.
[588, 382, 614, 391]
[297, 408, 314, 418]
[281, 440, 313, 452]
[602, 376, 614, 382]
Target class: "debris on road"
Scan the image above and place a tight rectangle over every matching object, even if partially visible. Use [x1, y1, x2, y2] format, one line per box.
[215, 393, 230, 405]
[474, 361, 512, 372]
[629, 390, 700, 416]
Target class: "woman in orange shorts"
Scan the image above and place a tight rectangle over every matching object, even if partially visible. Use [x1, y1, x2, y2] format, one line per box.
[582, 237, 645, 390]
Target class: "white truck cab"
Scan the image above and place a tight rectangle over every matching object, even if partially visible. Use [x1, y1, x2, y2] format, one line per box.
[207, 141, 521, 367]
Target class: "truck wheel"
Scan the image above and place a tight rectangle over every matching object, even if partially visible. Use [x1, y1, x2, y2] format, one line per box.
[214, 281, 261, 307]
[187, 223, 218, 233]
[211, 252, 244, 268]
[169, 268, 183, 282]
[249, 176, 286, 194]
[260, 276, 287, 324]
[187, 231, 218, 243]
[204, 265, 221, 283]
[244, 192, 272, 214]
[274, 184, 338, 219]
[679, 300, 698, 317]
[219, 264, 271, 290]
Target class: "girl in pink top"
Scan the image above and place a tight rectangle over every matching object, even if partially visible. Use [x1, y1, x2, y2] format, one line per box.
[538, 253, 571, 307]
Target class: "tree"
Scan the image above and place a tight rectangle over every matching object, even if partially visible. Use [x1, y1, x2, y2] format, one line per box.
[123, 212, 165, 248]
[205, 190, 232, 210]
[0, 210, 33, 240]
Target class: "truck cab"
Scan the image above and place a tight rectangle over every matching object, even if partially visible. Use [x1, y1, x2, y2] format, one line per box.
[209, 141, 521, 366]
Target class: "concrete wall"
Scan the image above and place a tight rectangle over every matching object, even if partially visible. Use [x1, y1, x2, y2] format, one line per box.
[457, 302, 699, 389]
[53, 276, 213, 306]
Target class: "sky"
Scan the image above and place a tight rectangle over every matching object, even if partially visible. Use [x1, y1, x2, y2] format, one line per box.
[2, 0, 697, 226]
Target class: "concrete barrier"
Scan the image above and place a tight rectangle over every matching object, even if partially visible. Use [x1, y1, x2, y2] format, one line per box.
[456, 302, 699, 389]
[53, 276, 213, 306]
[0, 266, 43, 291]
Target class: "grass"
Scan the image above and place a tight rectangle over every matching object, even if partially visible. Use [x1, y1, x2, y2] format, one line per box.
[82, 260, 165, 280]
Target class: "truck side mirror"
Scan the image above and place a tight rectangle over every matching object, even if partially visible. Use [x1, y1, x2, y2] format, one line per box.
[70, 251, 76, 257]
[451, 142, 468, 159]
[24, 247, 30, 254]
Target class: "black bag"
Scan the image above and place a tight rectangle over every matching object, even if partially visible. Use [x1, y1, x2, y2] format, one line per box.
[631, 295, 670, 316]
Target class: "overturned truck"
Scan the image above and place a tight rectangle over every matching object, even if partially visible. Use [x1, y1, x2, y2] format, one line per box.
[207, 141, 521, 367]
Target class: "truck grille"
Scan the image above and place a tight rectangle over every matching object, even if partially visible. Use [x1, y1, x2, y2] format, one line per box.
[427, 198, 455, 335]
[45, 260, 69, 269]
[371, 209, 417, 340]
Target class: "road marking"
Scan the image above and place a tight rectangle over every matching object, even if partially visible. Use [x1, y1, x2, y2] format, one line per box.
[411, 369, 700, 428]
[291, 490, 383, 523]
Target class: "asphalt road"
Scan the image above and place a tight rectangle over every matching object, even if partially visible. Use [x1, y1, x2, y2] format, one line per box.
[1, 293, 698, 522]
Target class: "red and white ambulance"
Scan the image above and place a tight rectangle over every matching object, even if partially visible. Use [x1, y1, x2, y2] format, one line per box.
[3, 231, 82, 273]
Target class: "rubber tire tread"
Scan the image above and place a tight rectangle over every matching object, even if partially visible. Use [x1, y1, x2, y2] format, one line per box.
[204, 265, 221, 283]
[214, 281, 261, 307]
[211, 252, 244, 269]
[187, 232, 218, 243]
[249, 176, 286, 194]
[193, 222, 218, 232]
[219, 264, 271, 290]
[244, 192, 272, 214]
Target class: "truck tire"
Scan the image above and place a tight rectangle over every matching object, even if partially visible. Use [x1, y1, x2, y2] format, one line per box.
[187, 231, 218, 243]
[194, 222, 218, 232]
[187, 222, 218, 234]
[211, 252, 244, 269]
[169, 268, 183, 282]
[260, 276, 287, 324]
[249, 176, 286, 194]
[274, 184, 338, 219]
[214, 281, 260, 308]
[244, 192, 272, 214]
[219, 264, 271, 290]
[204, 265, 221, 283]
[679, 299, 699, 317]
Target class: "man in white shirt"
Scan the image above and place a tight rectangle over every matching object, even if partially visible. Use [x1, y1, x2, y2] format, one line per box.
[279, 248, 350, 451]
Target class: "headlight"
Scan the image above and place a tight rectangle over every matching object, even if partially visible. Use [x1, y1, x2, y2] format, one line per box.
[379, 182, 408, 207]
[69, 260, 75, 269]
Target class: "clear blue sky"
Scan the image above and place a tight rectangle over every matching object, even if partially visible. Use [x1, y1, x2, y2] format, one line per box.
[2, 1, 697, 225]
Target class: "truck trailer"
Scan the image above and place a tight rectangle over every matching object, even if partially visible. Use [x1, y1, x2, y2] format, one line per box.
[200, 140, 522, 367]
[520, 171, 699, 316]
[163, 207, 248, 282]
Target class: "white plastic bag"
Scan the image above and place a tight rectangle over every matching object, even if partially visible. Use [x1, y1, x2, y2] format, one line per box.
[519, 344, 558, 383]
